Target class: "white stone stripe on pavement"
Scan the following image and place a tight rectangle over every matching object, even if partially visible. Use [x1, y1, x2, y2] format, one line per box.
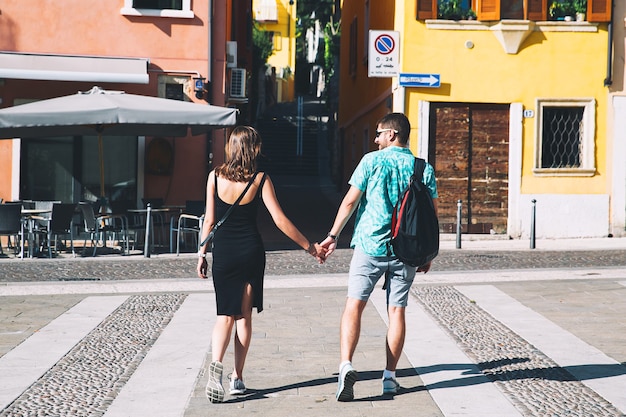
[0, 278, 214, 296]
[369, 288, 522, 416]
[0, 295, 128, 410]
[3, 268, 626, 297]
[103, 293, 215, 417]
[456, 285, 626, 414]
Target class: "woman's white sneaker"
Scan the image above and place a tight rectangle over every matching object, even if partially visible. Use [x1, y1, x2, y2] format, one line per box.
[229, 376, 247, 395]
[206, 361, 225, 403]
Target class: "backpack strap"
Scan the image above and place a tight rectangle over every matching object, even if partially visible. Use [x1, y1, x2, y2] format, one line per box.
[414, 158, 426, 184]
[384, 158, 427, 290]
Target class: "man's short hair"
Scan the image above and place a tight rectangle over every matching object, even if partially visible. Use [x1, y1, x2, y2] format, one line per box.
[377, 113, 410, 145]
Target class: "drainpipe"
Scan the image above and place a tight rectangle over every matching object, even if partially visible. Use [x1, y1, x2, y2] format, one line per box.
[603, 0, 614, 87]
[392, 83, 406, 114]
[207, 0, 213, 95]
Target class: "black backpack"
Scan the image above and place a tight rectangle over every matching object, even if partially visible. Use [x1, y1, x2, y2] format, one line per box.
[390, 158, 439, 267]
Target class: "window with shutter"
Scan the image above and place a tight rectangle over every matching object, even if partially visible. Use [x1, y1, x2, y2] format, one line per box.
[587, 0, 611, 22]
[133, 0, 182, 9]
[502, 0, 524, 19]
[121, 0, 192, 18]
[526, 0, 547, 20]
[416, 0, 610, 22]
[476, 0, 500, 21]
[417, 0, 438, 19]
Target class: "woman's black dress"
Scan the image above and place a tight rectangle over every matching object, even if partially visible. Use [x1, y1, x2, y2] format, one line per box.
[211, 173, 266, 316]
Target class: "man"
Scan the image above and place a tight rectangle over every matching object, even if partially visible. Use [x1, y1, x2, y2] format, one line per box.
[320, 113, 438, 401]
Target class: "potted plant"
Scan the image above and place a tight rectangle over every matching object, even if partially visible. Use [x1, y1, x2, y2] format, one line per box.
[549, 0, 575, 21]
[438, 0, 475, 20]
[573, 0, 587, 21]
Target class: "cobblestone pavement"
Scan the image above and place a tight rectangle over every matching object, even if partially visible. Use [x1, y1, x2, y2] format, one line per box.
[413, 286, 623, 417]
[1, 247, 626, 281]
[2, 173, 626, 416]
[0, 294, 186, 417]
[2, 250, 626, 416]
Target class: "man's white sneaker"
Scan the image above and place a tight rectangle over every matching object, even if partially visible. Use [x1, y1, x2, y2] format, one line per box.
[336, 362, 358, 401]
[382, 377, 401, 395]
[206, 361, 225, 403]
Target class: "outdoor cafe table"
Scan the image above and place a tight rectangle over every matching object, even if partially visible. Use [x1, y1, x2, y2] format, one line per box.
[20, 208, 51, 258]
[127, 206, 181, 257]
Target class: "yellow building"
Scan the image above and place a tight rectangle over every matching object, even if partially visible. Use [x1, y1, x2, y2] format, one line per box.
[253, 0, 297, 103]
[338, 0, 620, 238]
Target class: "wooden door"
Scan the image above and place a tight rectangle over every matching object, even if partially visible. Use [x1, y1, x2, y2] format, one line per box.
[430, 103, 509, 234]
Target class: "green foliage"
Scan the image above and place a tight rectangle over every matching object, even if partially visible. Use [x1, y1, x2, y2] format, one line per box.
[438, 0, 475, 20]
[252, 22, 274, 70]
[573, 0, 587, 14]
[320, 17, 341, 103]
[296, 0, 337, 62]
[323, 18, 340, 78]
[549, 0, 584, 18]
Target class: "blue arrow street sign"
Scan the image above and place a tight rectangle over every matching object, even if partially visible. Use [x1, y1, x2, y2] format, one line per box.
[399, 73, 441, 88]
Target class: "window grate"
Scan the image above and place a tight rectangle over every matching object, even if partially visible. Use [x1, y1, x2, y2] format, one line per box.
[541, 106, 584, 169]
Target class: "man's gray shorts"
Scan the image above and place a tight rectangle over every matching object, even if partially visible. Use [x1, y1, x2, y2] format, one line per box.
[348, 247, 416, 307]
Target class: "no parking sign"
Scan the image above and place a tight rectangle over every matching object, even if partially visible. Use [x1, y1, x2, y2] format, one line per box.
[368, 30, 400, 78]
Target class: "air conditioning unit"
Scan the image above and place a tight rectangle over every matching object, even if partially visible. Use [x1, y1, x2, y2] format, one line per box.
[230, 68, 246, 98]
[226, 41, 237, 69]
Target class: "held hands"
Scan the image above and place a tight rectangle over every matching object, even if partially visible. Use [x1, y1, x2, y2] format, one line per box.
[319, 235, 338, 258]
[307, 242, 328, 264]
[197, 241, 330, 276]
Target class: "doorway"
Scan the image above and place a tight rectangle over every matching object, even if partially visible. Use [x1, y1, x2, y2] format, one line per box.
[429, 103, 510, 234]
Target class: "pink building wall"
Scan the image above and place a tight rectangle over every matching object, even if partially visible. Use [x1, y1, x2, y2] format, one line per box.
[0, 0, 231, 206]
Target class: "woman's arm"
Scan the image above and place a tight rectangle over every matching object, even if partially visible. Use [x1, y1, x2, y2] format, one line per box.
[197, 170, 216, 278]
[261, 175, 326, 262]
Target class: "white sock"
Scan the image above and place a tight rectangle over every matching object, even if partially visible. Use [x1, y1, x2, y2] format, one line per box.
[383, 369, 396, 380]
[339, 360, 351, 373]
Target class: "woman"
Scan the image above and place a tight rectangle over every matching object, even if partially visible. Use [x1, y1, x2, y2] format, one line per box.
[197, 126, 326, 403]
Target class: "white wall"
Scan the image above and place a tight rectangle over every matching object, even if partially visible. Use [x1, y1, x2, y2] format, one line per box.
[611, 96, 626, 236]
[518, 194, 610, 238]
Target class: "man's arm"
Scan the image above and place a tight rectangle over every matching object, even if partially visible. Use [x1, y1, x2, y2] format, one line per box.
[320, 185, 363, 257]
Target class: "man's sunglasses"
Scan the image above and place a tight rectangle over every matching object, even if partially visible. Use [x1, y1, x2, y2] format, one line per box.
[375, 128, 398, 137]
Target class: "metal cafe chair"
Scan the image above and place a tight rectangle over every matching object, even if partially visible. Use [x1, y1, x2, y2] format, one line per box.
[110, 199, 144, 252]
[0, 202, 25, 258]
[170, 200, 205, 255]
[37, 203, 77, 258]
[78, 202, 129, 256]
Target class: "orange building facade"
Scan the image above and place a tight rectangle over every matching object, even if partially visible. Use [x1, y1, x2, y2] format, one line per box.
[0, 0, 251, 208]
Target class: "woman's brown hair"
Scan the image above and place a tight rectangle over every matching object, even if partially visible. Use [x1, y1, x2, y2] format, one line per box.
[215, 126, 262, 182]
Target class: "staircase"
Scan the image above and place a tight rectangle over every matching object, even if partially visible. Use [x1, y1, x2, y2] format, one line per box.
[255, 98, 326, 177]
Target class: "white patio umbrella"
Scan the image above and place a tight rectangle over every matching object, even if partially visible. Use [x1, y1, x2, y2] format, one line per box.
[0, 86, 238, 197]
